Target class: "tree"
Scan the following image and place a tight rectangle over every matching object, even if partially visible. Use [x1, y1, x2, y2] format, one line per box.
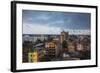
[35, 38, 42, 44]
[23, 41, 33, 48]
[62, 40, 68, 49]
[47, 36, 53, 42]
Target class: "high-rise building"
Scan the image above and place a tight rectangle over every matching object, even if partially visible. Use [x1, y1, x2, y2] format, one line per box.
[45, 41, 57, 57]
[60, 31, 69, 44]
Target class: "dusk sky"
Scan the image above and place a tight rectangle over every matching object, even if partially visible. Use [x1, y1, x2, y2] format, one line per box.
[22, 10, 91, 34]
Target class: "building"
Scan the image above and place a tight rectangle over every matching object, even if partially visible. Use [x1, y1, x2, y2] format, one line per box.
[68, 43, 76, 52]
[28, 51, 38, 62]
[45, 41, 57, 57]
[23, 48, 30, 62]
[76, 43, 84, 51]
[23, 30, 91, 62]
[60, 31, 69, 44]
[45, 41, 57, 48]
[22, 41, 33, 62]
[28, 47, 45, 62]
[23, 34, 59, 43]
[45, 40, 62, 58]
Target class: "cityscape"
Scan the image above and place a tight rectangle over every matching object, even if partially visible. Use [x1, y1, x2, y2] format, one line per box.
[22, 10, 91, 63]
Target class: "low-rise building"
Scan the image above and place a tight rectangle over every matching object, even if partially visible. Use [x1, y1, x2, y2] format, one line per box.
[68, 43, 76, 52]
[28, 51, 38, 62]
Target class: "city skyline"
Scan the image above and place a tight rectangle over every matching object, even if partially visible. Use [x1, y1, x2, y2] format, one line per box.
[22, 10, 91, 34]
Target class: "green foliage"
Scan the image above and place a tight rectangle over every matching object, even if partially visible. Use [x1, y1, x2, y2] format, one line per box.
[47, 36, 53, 42]
[35, 38, 42, 44]
[23, 41, 33, 48]
[62, 40, 68, 48]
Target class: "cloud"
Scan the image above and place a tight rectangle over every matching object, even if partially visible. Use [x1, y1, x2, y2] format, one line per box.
[23, 23, 90, 35]
[23, 23, 62, 34]
[23, 10, 91, 33]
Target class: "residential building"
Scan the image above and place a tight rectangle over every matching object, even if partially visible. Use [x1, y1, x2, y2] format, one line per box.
[28, 51, 38, 62]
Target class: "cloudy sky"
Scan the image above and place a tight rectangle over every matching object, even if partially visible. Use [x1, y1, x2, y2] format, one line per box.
[22, 10, 91, 34]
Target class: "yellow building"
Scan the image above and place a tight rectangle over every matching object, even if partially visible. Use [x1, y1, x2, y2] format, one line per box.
[45, 41, 57, 48]
[45, 41, 57, 56]
[28, 51, 38, 62]
[60, 31, 68, 44]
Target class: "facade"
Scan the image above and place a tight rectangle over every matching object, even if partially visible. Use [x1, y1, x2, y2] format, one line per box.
[76, 43, 84, 51]
[68, 43, 76, 52]
[45, 41, 57, 48]
[28, 49, 44, 62]
[22, 40, 33, 62]
[28, 51, 38, 62]
[29, 47, 45, 62]
[45, 39, 61, 57]
[23, 48, 30, 62]
[60, 31, 69, 44]
[45, 41, 57, 57]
